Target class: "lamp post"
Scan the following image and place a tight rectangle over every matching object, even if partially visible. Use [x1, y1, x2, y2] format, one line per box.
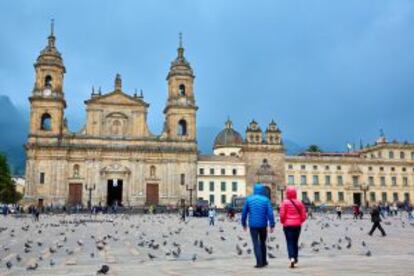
[277, 184, 286, 204]
[85, 184, 96, 210]
[186, 184, 195, 206]
[360, 183, 369, 208]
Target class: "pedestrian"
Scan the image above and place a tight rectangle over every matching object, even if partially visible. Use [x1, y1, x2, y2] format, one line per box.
[208, 207, 216, 226]
[181, 206, 186, 222]
[34, 207, 40, 222]
[188, 206, 194, 217]
[280, 186, 307, 268]
[352, 204, 360, 220]
[336, 205, 342, 219]
[368, 204, 386, 236]
[241, 183, 275, 268]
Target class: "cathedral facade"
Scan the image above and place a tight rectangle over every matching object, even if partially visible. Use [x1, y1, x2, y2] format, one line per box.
[24, 26, 198, 208]
[24, 25, 413, 209]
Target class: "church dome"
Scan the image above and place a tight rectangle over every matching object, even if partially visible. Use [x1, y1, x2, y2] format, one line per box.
[214, 119, 243, 148]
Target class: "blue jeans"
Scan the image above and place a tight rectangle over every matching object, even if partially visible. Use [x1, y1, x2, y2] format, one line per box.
[283, 226, 301, 260]
[249, 227, 267, 266]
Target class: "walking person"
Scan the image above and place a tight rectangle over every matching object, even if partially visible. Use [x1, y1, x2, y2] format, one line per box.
[336, 205, 342, 219]
[208, 207, 215, 226]
[241, 183, 275, 268]
[280, 186, 307, 268]
[352, 204, 360, 220]
[368, 204, 386, 236]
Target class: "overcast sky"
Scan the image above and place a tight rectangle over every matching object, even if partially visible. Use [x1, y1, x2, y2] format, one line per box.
[1, 0, 414, 152]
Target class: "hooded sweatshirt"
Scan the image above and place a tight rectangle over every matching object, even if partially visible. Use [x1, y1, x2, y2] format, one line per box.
[279, 186, 307, 227]
[241, 183, 275, 228]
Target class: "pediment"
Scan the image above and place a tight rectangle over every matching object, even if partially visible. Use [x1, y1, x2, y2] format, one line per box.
[85, 91, 149, 107]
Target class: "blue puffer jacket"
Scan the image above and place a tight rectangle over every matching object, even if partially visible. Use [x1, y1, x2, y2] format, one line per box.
[241, 183, 275, 228]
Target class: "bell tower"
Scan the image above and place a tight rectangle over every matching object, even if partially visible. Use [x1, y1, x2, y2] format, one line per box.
[29, 20, 66, 137]
[164, 33, 197, 141]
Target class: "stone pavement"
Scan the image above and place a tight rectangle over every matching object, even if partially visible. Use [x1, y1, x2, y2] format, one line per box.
[0, 213, 413, 275]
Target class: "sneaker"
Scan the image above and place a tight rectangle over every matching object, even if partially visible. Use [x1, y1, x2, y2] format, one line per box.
[290, 258, 295, 268]
[254, 265, 264, 269]
[294, 258, 298, 264]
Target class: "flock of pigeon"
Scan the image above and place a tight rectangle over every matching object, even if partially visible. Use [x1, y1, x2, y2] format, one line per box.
[0, 212, 413, 274]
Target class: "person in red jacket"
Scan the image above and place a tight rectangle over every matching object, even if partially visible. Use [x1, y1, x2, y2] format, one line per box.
[279, 186, 307, 268]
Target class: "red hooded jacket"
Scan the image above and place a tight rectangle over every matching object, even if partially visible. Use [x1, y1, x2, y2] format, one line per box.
[279, 186, 307, 227]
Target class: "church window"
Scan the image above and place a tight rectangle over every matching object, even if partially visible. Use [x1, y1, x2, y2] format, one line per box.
[44, 75, 52, 87]
[73, 164, 80, 178]
[221, 195, 226, 204]
[198, 181, 204, 191]
[232, 169, 237, 176]
[150, 165, 156, 177]
[338, 192, 344, 202]
[111, 120, 122, 135]
[179, 84, 186, 96]
[40, 113, 52, 131]
[39, 172, 45, 184]
[221, 168, 225, 175]
[232, 181, 238, 192]
[177, 119, 187, 136]
[389, 151, 394, 159]
[209, 181, 214, 191]
[180, 173, 185, 185]
[400, 151, 405, 159]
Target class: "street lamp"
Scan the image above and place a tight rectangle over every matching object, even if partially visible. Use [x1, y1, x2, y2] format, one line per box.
[277, 184, 286, 203]
[360, 183, 369, 208]
[85, 184, 96, 210]
[186, 184, 195, 206]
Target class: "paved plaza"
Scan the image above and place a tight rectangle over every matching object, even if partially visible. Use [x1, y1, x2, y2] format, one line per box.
[0, 212, 413, 275]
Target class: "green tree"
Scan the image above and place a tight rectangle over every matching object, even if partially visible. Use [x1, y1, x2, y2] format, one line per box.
[0, 153, 22, 203]
[307, 144, 322, 153]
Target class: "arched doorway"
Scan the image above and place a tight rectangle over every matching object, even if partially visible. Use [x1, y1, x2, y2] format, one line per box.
[107, 179, 123, 207]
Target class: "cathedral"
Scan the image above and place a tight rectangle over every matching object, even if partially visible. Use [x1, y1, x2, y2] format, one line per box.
[24, 25, 198, 208]
[24, 24, 413, 209]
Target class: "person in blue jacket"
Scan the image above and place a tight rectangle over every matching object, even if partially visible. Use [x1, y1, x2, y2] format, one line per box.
[242, 183, 275, 268]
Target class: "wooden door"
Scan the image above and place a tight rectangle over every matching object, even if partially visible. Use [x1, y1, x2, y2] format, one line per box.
[146, 184, 159, 205]
[68, 183, 83, 206]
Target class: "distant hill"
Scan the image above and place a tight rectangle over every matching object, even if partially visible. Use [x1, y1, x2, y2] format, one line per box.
[0, 95, 27, 175]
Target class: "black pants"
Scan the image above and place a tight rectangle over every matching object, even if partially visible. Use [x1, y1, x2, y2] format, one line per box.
[337, 211, 342, 219]
[283, 226, 301, 260]
[250, 227, 267, 266]
[369, 222, 386, 236]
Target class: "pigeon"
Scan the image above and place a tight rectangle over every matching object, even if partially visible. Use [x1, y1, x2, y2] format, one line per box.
[192, 254, 197, 262]
[362, 241, 366, 247]
[236, 244, 243, 255]
[77, 240, 84, 246]
[97, 264, 110, 274]
[148, 253, 157, 260]
[16, 254, 22, 262]
[50, 259, 55, 266]
[26, 260, 38, 271]
[6, 261, 12, 269]
[247, 248, 252, 254]
[365, 250, 372, 257]
[268, 252, 276, 259]
[346, 242, 352, 249]
[96, 242, 105, 251]
[220, 236, 226, 241]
